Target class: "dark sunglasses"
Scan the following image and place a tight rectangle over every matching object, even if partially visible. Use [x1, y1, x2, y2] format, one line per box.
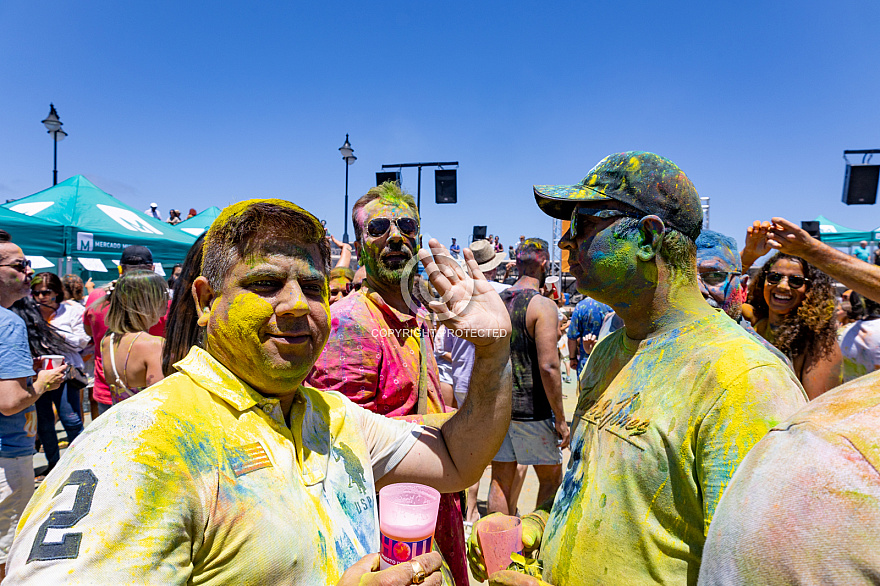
[569, 207, 642, 239]
[766, 272, 809, 288]
[32, 289, 55, 297]
[699, 271, 741, 287]
[0, 259, 31, 273]
[367, 217, 419, 238]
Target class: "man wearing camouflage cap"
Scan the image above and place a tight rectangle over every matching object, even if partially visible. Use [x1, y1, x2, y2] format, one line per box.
[469, 152, 808, 585]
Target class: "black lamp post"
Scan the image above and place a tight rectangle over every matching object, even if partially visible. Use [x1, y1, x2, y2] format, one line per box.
[339, 134, 357, 243]
[41, 104, 67, 186]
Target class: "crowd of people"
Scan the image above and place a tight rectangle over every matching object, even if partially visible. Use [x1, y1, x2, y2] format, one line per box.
[1, 150, 880, 585]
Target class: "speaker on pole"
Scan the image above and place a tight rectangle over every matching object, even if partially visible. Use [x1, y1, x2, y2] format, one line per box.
[842, 164, 880, 205]
[376, 171, 401, 186]
[472, 225, 487, 241]
[801, 221, 821, 240]
[435, 169, 457, 204]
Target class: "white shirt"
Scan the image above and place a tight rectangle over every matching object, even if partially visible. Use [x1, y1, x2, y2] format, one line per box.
[50, 301, 88, 368]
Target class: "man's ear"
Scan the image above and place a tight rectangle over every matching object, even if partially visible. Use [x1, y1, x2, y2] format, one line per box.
[636, 216, 665, 262]
[739, 273, 750, 299]
[193, 276, 215, 327]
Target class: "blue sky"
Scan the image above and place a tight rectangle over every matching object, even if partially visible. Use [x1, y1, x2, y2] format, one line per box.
[2, 1, 879, 257]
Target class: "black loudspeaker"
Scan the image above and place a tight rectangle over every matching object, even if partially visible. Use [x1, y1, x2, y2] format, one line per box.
[435, 169, 457, 204]
[472, 225, 487, 240]
[376, 171, 401, 186]
[801, 221, 821, 239]
[842, 164, 880, 205]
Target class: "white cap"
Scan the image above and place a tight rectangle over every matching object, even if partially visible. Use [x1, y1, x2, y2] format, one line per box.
[150, 202, 158, 208]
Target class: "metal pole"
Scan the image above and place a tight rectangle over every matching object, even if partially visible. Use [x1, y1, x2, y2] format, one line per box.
[343, 161, 350, 243]
[52, 131, 58, 186]
[417, 165, 422, 214]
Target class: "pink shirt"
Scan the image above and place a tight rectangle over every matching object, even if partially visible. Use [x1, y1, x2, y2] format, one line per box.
[307, 287, 445, 417]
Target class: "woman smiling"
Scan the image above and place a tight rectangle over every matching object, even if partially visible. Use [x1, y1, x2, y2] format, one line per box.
[747, 253, 842, 399]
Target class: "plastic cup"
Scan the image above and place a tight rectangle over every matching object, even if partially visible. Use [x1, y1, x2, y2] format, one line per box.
[378, 483, 441, 569]
[39, 355, 65, 370]
[477, 515, 523, 576]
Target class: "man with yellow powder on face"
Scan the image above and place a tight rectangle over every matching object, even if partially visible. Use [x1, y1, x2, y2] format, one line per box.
[6, 199, 513, 586]
[468, 152, 807, 586]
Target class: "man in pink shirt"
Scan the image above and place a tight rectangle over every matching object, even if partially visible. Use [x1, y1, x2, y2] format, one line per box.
[308, 181, 467, 584]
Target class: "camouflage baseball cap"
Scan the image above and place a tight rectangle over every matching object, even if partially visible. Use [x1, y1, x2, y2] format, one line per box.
[533, 151, 703, 240]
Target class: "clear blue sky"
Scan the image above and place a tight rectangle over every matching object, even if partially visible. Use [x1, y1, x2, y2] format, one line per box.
[2, 1, 879, 257]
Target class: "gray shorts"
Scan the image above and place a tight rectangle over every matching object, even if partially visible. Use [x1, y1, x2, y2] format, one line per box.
[493, 418, 563, 466]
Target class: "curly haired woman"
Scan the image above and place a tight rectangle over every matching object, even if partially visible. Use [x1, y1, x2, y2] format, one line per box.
[747, 252, 842, 399]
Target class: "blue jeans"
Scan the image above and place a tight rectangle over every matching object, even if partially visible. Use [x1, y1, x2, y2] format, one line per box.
[35, 382, 83, 468]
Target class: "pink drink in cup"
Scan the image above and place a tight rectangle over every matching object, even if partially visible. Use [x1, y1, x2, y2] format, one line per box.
[378, 483, 441, 570]
[477, 515, 523, 576]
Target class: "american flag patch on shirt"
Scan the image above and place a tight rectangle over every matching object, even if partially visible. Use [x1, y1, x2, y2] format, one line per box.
[227, 442, 272, 477]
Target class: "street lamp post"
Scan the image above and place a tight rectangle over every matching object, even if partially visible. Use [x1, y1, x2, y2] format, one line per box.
[41, 103, 67, 186]
[339, 134, 357, 243]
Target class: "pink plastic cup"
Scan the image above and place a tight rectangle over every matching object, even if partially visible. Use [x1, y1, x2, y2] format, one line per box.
[38, 355, 65, 370]
[378, 483, 441, 570]
[477, 515, 523, 576]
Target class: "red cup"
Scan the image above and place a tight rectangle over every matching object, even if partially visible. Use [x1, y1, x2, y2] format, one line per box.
[39, 355, 65, 370]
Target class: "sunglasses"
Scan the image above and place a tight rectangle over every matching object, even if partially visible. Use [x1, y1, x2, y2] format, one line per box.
[766, 272, 809, 288]
[699, 271, 741, 287]
[367, 217, 419, 238]
[0, 259, 31, 273]
[569, 207, 642, 239]
[32, 290, 56, 297]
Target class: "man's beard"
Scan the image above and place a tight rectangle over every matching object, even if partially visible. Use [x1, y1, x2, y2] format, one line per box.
[363, 246, 413, 284]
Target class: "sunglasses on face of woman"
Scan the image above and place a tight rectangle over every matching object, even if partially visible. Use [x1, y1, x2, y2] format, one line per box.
[32, 289, 56, 298]
[765, 272, 809, 289]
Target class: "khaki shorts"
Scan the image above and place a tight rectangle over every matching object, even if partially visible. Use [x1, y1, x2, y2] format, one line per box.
[493, 418, 563, 466]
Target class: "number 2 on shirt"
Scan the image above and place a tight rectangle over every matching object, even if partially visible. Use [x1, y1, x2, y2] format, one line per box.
[28, 469, 98, 562]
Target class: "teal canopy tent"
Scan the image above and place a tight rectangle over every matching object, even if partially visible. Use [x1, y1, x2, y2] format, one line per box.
[0, 207, 66, 258]
[2, 175, 197, 268]
[176, 206, 221, 237]
[816, 215, 875, 246]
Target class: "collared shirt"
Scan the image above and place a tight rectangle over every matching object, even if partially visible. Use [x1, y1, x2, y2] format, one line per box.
[308, 286, 445, 416]
[6, 347, 421, 585]
[540, 311, 808, 585]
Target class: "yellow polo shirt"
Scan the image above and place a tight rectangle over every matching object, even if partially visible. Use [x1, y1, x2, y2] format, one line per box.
[6, 347, 422, 585]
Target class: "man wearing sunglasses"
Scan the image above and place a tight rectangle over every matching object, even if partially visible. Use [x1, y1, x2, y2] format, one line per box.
[468, 152, 808, 586]
[308, 181, 469, 584]
[695, 230, 790, 366]
[0, 230, 67, 580]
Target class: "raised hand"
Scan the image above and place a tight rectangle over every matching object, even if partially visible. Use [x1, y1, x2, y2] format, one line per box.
[742, 221, 773, 268]
[767, 217, 820, 258]
[418, 239, 511, 347]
